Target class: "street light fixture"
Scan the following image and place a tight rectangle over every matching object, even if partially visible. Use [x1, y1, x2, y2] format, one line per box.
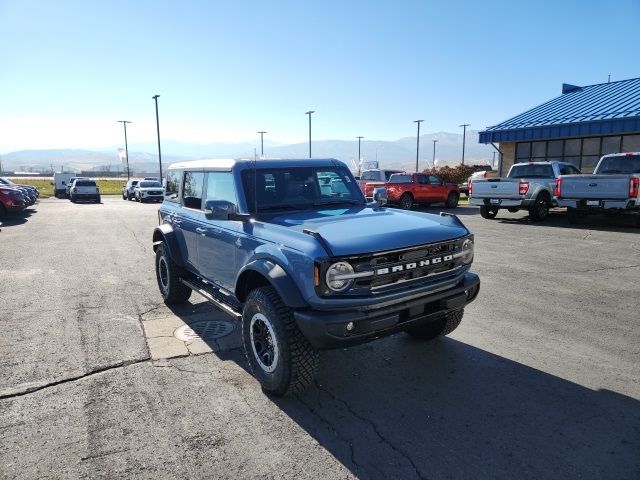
[414, 120, 424, 172]
[459, 123, 470, 165]
[152, 95, 163, 181]
[257, 131, 266, 157]
[305, 110, 315, 158]
[356, 136, 364, 174]
[117, 120, 132, 180]
[432, 139, 438, 170]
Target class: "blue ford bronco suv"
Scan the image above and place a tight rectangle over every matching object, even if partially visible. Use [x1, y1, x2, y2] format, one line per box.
[152, 158, 480, 395]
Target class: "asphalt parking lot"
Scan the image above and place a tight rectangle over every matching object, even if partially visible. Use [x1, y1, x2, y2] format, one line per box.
[1, 197, 638, 479]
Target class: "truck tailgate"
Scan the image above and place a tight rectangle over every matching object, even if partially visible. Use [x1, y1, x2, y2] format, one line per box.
[470, 179, 520, 198]
[560, 174, 630, 200]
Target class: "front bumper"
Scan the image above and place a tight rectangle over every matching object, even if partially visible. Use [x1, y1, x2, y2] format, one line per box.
[294, 272, 480, 349]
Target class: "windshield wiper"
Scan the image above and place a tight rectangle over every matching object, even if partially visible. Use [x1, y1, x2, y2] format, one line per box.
[312, 199, 362, 206]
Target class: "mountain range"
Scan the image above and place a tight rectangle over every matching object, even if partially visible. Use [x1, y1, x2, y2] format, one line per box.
[0, 130, 496, 174]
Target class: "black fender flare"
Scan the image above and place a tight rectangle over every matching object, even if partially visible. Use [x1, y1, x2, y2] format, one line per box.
[237, 259, 308, 309]
[152, 224, 186, 268]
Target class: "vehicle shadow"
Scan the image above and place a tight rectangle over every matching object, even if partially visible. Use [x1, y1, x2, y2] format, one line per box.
[494, 210, 640, 232]
[0, 209, 35, 228]
[165, 302, 639, 480]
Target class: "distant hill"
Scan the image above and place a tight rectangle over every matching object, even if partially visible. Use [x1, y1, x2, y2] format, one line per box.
[0, 130, 495, 174]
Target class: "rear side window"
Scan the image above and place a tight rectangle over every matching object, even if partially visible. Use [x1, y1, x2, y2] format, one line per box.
[165, 169, 181, 202]
[183, 171, 205, 209]
[388, 174, 412, 183]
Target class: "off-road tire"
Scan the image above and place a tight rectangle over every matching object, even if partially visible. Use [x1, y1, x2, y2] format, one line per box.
[445, 192, 459, 208]
[400, 193, 414, 210]
[529, 193, 550, 222]
[480, 206, 498, 219]
[155, 243, 192, 304]
[406, 309, 464, 340]
[242, 286, 318, 396]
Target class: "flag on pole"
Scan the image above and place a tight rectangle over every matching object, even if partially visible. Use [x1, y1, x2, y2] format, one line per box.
[117, 148, 127, 165]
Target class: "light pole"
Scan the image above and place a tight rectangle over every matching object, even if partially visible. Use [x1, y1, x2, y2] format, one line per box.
[356, 136, 364, 174]
[152, 95, 163, 181]
[432, 139, 438, 170]
[414, 120, 424, 172]
[459, 123, 470, 165]
[257, 131, 266, 157]
[305, 110, 315, 158]
[117, 120, 132, 180]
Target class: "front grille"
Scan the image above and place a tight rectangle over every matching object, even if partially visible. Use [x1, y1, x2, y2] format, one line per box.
[148, 191, 163, 195]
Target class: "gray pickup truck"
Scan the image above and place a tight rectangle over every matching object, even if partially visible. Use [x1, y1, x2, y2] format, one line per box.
[469, 161, 581, 221]
[555, 152, 640, 223]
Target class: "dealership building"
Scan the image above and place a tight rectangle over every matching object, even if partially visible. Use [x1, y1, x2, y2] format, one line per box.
[479, 77, 640, 175]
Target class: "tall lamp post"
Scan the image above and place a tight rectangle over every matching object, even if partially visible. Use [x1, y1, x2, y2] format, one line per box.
[305, 110, 315, 158]
[152, 95, 163, 180]
[356, 136, 364, 174]
[459, 123, 470, 165]
[432, 139, 438, 170]
[257, 131, 266, 157]
[117, 120, 132, 180]
[413, 120, 424, 172]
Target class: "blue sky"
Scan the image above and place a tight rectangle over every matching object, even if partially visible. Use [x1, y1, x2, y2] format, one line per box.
[0, 0, 638, 152]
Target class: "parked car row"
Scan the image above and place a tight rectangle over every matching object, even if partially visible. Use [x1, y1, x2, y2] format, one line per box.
[468, 153, 640, 223]
[122, 178, 165, 203]
[0, 177, 40, 217]
[361, 172, 460, 209]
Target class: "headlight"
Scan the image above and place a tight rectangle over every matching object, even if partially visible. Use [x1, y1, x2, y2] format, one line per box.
[460, 238, 474, 264]
[325, 261, 355, 292]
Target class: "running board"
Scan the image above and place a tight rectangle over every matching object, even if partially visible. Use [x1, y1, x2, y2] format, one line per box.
[179, 277, 242, 320]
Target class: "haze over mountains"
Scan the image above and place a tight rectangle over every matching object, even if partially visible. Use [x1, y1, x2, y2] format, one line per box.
[1, 130, 495, 174]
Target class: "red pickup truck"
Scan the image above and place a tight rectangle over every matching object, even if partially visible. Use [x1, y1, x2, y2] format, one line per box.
[365, 172, 460, 209]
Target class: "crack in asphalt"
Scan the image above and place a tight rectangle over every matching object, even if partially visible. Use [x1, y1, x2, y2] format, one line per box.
[81, 447, 131, 462]
[314, 381, 428, 480]
[296, 394, 359, 476]
[0, 357, 150, 401]
[548, 263, 640, 274]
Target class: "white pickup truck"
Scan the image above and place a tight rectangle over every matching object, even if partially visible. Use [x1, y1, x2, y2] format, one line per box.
[469, 161, 581, 221]
[69, 179, 101, 203]
[555, 152, 640, 223]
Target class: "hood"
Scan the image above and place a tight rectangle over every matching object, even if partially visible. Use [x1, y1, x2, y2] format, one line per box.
[268, 206, 469, 257]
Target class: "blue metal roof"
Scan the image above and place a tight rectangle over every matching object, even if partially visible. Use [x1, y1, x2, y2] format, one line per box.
[479, 77, 640, 143]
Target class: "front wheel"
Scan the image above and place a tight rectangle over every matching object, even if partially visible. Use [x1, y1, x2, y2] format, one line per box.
[155, 243, 192, 304]
[399, 193, 414, 210]
[406, 310, 464, 340]
[480, 206, 498, 219]
[242, 286, 318, 396]
[122, 192, 127, 200]
[445, 192, 459, 208]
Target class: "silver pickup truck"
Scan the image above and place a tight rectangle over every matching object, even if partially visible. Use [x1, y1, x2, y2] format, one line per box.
[555, 152, 640, 223]
[469, 161, 581, 221]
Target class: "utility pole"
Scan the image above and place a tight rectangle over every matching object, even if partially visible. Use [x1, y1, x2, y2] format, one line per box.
[414, 120, 424, 172]
[459, 123, 470, 165]
[118, 120, 132, 180]
[305, 110, 315, 158]
[492, 151, 496, 168]
[257, 131, 266, 157]
[356, 136, 364, 175]
[152, 95, 163, 181]
[432, 139, 438, 170]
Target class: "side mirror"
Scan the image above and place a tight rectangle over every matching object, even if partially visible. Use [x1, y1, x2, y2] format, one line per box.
[203, 199, 251, 221]
[373, 187, 388, 207]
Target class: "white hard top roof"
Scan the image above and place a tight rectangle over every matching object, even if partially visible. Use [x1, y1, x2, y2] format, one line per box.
[167, 158, 345, 171]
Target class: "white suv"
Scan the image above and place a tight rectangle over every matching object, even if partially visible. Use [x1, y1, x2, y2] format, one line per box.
[134, 180, 164, 203]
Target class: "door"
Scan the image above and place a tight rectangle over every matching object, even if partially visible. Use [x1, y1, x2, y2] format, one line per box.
[427, 175, 447, 202]
[197, 171, 239, 290]
[180, 171, 206, 271]
[415, 175, 430, 202]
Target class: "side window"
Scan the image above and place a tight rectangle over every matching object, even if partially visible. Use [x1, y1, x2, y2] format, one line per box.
[182, 171, 205, 209]
[569, 165, 581, 175]
[165, 169, 181, 202]
[205, 172, 237, 204]
[384, 171, 395, 181]
[429, 175, 442, 185]
[417, 175, 428, 185]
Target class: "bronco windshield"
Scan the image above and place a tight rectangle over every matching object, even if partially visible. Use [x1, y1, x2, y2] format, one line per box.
[241, 166, 364, 213]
